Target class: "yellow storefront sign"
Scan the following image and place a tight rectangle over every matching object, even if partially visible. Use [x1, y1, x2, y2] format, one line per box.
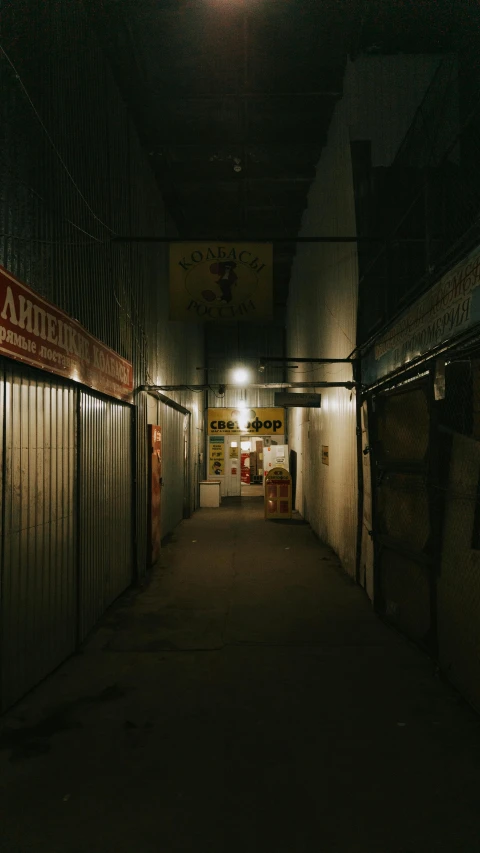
[169, 242, 273, 322]
[208, 407, 285, 436]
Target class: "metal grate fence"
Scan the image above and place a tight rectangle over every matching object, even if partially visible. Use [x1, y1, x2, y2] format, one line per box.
[358, 41, 480, 342]
[435, 352, 480, 710]
[370, 352, 480, 711]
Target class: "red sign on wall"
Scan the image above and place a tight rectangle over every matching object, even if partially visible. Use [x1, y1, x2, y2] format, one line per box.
[0, 264, 133, 402]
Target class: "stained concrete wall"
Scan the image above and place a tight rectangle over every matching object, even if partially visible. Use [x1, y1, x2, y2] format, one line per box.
[287, 55, 440, 577]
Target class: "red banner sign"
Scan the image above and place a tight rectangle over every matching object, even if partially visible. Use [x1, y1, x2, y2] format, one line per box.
[0, 264, 133, 402]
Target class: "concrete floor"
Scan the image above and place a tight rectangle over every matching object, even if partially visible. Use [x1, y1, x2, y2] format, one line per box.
[241, 482, 264, 496]
[1, 500, 480, 853]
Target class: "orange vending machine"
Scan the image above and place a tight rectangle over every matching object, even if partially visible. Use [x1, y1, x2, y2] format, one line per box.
[264, 467, 292, 519]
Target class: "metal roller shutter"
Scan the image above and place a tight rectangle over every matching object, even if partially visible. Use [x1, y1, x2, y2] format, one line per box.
[0, 365, 76, 711]
[79, 391, 133, 640]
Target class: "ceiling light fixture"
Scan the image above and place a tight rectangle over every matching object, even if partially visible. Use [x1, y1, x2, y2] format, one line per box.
[232, 367, 250, 385]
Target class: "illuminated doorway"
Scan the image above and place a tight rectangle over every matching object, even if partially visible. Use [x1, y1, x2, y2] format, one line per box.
[241, 436, 264, 497]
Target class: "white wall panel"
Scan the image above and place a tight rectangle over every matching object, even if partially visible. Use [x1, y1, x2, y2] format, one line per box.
[287, 56, 439, 577]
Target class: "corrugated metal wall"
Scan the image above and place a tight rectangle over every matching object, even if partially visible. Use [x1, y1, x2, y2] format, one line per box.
[159, 406, 188, 538]
[207, 388, 277, 409]
[146, 394, 190, 539]
[0, 363, 76, 711]
[0, 0, 204, 706]
[79, 391, 132, 640]
[206, 320, 285, 409]
[135, 391, 149, 575]
[0, 0, 204, 586]
[287, 56, 439, 577]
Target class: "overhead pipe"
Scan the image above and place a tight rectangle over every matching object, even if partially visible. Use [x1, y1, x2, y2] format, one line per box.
[259, 355, 354, 364]
[144, 389, 192, 416]
[112, 235, 428, 244]
[140, 382, 358, 392]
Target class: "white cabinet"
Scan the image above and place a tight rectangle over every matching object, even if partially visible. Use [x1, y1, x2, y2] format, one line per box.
[200, 480, 221, 507]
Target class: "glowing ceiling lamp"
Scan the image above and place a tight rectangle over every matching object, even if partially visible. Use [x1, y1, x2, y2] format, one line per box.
[232, 367, 250, 385]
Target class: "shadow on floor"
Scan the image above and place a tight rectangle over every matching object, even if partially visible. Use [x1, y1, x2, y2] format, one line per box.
[267, 516, 308, 525]
[2, 499, 480, 853]
[221, 496, 263, 505]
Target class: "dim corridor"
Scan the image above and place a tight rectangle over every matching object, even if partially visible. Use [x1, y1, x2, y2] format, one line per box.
[1, 500, 480, 853]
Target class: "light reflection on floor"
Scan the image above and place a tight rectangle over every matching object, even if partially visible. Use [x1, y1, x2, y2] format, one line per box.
[241, 483, 264, 497]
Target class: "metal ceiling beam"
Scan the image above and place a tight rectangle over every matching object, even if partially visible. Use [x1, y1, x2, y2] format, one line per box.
[151, 90, 341, 100]
[173, 177, 312, 184]
[141, 382, 357, 391]
[243, 206, 306, 212]
[153, 136, 327, 147]
[112, 235, 381, 244]
[247, 177, 311, 183]
[146, 390, 191, 416]
[112, 234, 433, 244]
[155, 142, 325, 149]
[260, 356, 353, 364]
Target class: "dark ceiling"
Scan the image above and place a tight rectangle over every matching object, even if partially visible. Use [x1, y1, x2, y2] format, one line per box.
[92, 0, 455, 307]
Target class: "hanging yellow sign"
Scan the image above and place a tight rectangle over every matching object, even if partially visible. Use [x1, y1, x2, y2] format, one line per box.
[208, 407, 285, 436]
[169, 243, 273, 322]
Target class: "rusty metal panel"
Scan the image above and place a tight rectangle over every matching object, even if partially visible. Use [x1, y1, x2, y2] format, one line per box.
[79, 391, 133, 640]
[0, 364, 76, 711]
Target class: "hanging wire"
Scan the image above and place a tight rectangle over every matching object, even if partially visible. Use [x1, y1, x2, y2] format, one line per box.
[0, 42, 117, 236]
[0, 232, 100, 246]
[0, 154, 104, 242]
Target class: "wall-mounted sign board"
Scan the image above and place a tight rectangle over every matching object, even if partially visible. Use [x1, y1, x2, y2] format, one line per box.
[208, 407, 284, 435]
[0, 264, 133, 402]
[362, 244, 480, 386]
[169, 242, 273, 322]
[274, 392, 321, 408]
